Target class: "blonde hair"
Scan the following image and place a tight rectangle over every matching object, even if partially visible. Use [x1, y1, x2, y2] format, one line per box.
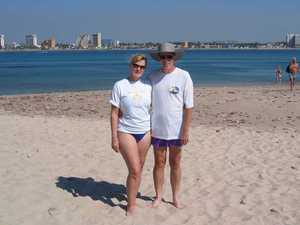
[130, 54, 148, 68]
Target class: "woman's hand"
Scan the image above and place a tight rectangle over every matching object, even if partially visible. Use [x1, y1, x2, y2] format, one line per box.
[111, 105, 120, 153]
[111, 136, 120, 152]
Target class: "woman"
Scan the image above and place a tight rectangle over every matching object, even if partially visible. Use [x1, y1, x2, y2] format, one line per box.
[275, 65, 282, 83]
[110, 54, 152, 215]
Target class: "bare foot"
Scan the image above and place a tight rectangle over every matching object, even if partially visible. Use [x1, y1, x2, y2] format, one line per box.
[126, 206, 136, 216]
[150, 198, 161, 208]
[172, 199, 185, 209]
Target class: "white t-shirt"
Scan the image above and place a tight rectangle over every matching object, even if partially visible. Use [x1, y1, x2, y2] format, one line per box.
[110, 78, 152, 134]
[149, 67, 194, 140]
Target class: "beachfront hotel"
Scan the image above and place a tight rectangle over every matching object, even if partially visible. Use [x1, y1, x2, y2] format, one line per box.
[286, 33, 300, 48]
[91, 33, 102, 48]
[181, 41, 189, 48]
[75, 34, 90, 49]
[41, 37, 56, 50]
[25, 34, 38, 48]
[0, 34, 5, 49]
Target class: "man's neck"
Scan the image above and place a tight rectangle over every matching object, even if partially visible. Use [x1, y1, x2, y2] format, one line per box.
[161, 66, 176, 74]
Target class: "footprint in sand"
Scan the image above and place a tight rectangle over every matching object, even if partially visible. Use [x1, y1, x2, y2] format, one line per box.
[48, 207, 59, 216]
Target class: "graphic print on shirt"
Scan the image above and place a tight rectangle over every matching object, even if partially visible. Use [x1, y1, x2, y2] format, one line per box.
[169, 86, 180, 94]
[128, 87, 143, 104]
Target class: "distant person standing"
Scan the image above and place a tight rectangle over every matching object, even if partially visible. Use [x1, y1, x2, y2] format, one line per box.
[275, 65, 282, 83]
[288, 57, 299, 91]
[148, 43, 193, 208]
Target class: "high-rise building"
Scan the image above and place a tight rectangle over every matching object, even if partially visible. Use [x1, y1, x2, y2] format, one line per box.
[76, 34, 90, 49]
[286, 33, 300, 48]
[181, 41, 189, 48]
[295, 35, 300, 48]
[286, 33, 294, 46]
[49, 37, 56, 49]
[25, 34, 38, 48]
[113, 40, 120, 48]
[92, 33, 102, 48]
[41, 37, 56, 49]
[0, 34, 5, 49]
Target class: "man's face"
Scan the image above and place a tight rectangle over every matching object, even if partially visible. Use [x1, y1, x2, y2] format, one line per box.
[159, 53, 175, 70]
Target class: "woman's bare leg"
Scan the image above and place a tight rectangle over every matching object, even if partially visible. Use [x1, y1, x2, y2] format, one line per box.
[118, 132, 141, 216]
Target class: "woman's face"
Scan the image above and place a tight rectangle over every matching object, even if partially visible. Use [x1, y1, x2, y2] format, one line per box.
[130, 59, 146, 80]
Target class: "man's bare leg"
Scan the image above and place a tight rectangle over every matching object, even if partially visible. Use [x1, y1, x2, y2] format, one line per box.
[152, 147, 167, 207]
[169, 147, 182, 208]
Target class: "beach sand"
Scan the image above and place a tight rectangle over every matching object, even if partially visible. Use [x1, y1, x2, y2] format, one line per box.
[0, 85, 299, 225]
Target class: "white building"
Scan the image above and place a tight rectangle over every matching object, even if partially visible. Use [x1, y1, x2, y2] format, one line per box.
[295, 35, 300, 48]
[286, 33, 294, 46]
[113, 40, 120, 48]
[0, 34, 5, 49]
[91, 33, 102, 48]
[76, 34, 90, 49]
[286, 33, 300, 48]
[25, 34, 38, 48]
[11, 42, 20, 49]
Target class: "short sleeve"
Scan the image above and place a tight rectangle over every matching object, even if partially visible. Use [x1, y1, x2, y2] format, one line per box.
[183, 73, 194, 108]
[110, 83, 120, 108]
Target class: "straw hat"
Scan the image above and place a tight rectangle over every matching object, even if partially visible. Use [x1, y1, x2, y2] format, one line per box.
[150, 42, 184, 61]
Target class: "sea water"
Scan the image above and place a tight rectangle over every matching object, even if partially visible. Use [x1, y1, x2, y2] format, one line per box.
[0, 49, 299, 95]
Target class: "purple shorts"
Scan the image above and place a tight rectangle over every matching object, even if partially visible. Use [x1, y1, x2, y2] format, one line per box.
[151, 137, 182, 149]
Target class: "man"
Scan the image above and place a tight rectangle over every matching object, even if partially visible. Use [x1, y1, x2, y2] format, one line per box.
[149, 43, 193, 208]
[288, 57, 299, 91]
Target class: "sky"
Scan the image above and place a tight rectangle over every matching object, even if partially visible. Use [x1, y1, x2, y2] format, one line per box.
[1, 0, 300, 43]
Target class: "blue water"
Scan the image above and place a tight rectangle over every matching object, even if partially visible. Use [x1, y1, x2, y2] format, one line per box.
[0, 49, 300, 95]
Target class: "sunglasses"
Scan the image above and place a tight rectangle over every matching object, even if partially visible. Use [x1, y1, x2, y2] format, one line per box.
[159, 54, 174, 60]
[132, 63, 146, 69]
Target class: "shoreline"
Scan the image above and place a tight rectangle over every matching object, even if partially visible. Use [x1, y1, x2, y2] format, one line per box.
[0, 83, 295, 97]
[0, 82, 295, 97]
[1, 48, 300, 54]
[1, 84, 299, 130]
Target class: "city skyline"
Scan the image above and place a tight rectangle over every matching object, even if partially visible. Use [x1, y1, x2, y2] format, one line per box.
[1, 0, 300, 43]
